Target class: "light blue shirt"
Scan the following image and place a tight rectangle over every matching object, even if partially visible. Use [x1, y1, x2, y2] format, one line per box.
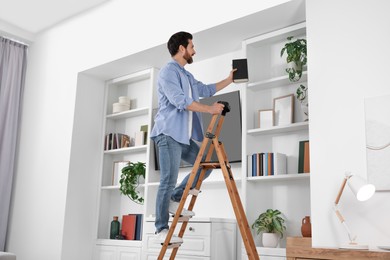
[151, 60, 216, 145]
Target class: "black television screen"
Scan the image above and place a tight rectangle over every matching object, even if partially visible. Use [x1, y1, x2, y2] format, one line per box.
[199, 90, 242, 163]
[153, 90, 242, 170]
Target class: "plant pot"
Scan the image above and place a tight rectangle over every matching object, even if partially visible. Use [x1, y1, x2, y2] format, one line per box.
[262, 233, 279, 248]
[286, 61, 303, 82]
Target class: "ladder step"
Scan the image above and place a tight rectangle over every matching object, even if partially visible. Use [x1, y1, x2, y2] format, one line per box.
[161, 242, 182, 249]
[170, 216, 191, 222]
[200, 162, 221, 169]
[189, 189, 201, 196]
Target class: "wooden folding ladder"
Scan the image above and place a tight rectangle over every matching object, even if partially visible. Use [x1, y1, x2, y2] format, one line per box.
[158, 101, 259, 260]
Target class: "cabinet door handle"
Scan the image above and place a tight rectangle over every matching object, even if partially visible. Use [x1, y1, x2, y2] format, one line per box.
[189, 227, 195, 232]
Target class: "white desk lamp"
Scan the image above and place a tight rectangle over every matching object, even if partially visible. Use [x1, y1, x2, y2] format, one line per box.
[334, 172, 376, 250]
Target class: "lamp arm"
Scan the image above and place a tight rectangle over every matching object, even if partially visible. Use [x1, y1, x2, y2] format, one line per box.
[335, 177, 348, 205]
[333, 205, 357, 244]
[334, 173, 357, 244]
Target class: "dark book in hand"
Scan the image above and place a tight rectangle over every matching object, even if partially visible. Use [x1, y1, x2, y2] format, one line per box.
[232, 59, 248, 83]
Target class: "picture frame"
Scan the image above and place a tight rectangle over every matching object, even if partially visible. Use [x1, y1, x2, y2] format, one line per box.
[273, 94, 294, 126]
[364, 94, 390, 191]
[258, 109, 274, 128]
[112, 161, 129, 186]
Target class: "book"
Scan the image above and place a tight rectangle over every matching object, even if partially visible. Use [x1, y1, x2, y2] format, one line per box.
[232, 59, 248, 83]
[135, 214, 143, 240]
[140, 125, 148, 145]
[121, 134, 130, 148]
[273, 153, 287, 175]
[304, 141, 310, 173]
[122, 214, 136, 240]
[298, 140, 309, 173]
[135, 131, 145, 146]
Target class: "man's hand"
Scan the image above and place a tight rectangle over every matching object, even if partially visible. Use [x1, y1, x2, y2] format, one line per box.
[216, 68, 237, 91]
[209, 102, 225, 115]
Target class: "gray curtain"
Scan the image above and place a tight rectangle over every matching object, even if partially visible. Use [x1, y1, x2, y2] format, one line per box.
[0, 36, 28, 251]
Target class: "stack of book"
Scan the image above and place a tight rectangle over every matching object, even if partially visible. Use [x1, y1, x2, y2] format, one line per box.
[121, 214, 143, 240]
[248, 152, 287, 177]
[104, 133, 130, 150]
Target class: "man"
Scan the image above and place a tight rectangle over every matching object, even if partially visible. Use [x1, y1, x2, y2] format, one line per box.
[150, 31, 236, 244]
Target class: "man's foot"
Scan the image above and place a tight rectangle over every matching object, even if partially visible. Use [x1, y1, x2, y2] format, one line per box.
[155, 229, 183, 244]
[169, 200, 195, 217]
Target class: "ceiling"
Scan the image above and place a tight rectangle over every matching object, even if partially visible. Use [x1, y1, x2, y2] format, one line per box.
[0, 0, 110, 42]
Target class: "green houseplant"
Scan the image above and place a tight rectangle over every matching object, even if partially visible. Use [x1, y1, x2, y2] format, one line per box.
[252, 209, 286, 247]
[281, 36, 309, 121]
[296, 84, 307, 103]
[119, 161, 146, 204]
[280, 36, 307, 82]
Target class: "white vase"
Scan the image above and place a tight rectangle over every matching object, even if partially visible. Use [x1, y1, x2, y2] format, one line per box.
[262, 233, 279, 248]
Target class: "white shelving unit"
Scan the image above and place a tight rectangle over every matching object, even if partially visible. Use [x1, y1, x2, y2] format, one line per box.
[242, 22, 311, 256]
[94, 67, 158, 259]
[88, 3, 309, 259]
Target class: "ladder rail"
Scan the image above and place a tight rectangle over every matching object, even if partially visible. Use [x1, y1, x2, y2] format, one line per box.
[213, 138, 259, 260]
[170, 115, 223, 259]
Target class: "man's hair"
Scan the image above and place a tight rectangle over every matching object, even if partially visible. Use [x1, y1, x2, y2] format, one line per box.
[167, 31, 193, 57]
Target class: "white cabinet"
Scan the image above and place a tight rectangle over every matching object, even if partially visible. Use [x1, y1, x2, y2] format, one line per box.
[94, 244, 141, 260]
[142, 218, 237, 260]
[242, 22, 311, 252]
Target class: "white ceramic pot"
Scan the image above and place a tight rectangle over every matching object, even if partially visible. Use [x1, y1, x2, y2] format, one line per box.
[262, 233, 279, 248]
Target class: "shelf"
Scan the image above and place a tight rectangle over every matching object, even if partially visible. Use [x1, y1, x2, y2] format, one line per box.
[247, 71, 307, 91]
[147, 178, 242, 187]
[247, 173, 310, 182]
[101, 184, 145, 190]
[104, 145, 147, 155]
[106, 69, 151, 85]
[256, 246, 286, 257]
[106, 107, 149, 120]
[247, 121, 309, 136]
[96, 239, 142, 247]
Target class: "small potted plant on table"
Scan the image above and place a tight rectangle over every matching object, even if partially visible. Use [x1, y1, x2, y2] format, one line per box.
[252, 208, 286, 248]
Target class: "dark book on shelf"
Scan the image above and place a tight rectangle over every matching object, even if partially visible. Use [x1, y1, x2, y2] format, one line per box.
[135, 214, 143, 240]
[232, 59, 248, 83]
[298, 140, 310, 173]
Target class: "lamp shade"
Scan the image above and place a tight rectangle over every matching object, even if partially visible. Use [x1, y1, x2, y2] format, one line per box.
[348, 175, 376, 201]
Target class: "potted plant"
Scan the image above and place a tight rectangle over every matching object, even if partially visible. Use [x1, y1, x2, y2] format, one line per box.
[280, 36, 307, 82]
[119, 161, 146, 204]
[296, 84, 309, 121]
[252, 208, 286, 248]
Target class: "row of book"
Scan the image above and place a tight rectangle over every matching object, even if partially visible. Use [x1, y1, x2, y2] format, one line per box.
[104, 131, 146, 151]
[248, 152, 287, 177]
[104, 133, 131, 150]
[121, 214, 143, 240]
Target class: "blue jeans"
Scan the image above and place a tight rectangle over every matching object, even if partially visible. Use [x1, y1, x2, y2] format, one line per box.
[152, 134, 212, 233]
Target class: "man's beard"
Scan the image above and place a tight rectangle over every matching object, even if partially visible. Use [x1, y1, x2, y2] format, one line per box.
[184, 51, 193, 64]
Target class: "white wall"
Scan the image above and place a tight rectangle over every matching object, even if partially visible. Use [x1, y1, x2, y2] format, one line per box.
[6, 0, 290, 259]
[307, 0, 390, 248]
